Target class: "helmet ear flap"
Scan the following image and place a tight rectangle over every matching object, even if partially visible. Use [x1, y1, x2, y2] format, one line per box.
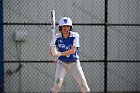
[70, 26, 73, 31]
[59, 26, 62, 31]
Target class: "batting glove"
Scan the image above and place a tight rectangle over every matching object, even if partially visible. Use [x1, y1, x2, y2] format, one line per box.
[51, 49, 61, 57]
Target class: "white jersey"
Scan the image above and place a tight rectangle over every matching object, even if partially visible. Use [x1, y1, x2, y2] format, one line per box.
[52, 31, 80, 63]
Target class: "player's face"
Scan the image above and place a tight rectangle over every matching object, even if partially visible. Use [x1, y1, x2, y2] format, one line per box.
[61, 25, 71, 34]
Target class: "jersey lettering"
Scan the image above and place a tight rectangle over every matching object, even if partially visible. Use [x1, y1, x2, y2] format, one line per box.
[58, 44, 72, 50]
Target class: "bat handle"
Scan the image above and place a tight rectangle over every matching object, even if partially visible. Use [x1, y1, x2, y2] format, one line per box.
[51, 45, 57, 52]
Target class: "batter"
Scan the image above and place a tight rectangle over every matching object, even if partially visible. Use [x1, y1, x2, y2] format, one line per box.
[49, 17, 90, 93]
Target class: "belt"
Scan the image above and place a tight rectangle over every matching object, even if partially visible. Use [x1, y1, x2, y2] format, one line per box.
[58, 59, 78, 64]
[59, 60, 77, 64]
[63, 61, 77, 64]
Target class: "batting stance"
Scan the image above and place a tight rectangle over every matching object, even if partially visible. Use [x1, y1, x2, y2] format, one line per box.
[49, 17, 90, 93]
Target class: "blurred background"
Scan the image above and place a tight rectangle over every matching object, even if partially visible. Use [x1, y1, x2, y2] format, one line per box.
[0, 0, 140, 93]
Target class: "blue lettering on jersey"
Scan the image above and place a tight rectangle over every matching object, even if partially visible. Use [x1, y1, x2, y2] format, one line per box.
[58, 44, 72, 50]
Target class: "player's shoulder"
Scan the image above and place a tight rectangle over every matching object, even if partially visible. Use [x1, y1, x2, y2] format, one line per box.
[70, 31, 79, 37]
[56, 33, 62, 38]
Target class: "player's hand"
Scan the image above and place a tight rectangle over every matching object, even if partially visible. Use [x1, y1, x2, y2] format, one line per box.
[48, 51, 57, 62]
[48, 51, 53, 56]
[50, 46, 61, 57]
[51, 49, 61, 57]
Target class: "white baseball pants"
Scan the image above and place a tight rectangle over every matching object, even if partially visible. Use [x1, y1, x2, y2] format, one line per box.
[50, 60, 90, 93]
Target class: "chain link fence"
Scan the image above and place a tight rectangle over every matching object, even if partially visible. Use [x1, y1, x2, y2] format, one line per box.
[1, 0, 140, 93]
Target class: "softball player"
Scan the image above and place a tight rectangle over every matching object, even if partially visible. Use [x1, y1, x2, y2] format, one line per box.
[49, 17, 90, 93]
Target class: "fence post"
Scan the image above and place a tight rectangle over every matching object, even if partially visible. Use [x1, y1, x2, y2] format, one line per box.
[0, 0, 4, 92]
[104, 0, 108, 93]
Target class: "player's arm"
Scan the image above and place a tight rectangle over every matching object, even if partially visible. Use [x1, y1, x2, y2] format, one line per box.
[48, 35, 58, 62]
[50, 46, 77, 57]
[60, 46, 77, 56]
[48, 46, 58, 62]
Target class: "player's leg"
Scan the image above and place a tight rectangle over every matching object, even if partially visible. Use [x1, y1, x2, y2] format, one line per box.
[69, 61, 90, 93]
[50, 61, 67, 93]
